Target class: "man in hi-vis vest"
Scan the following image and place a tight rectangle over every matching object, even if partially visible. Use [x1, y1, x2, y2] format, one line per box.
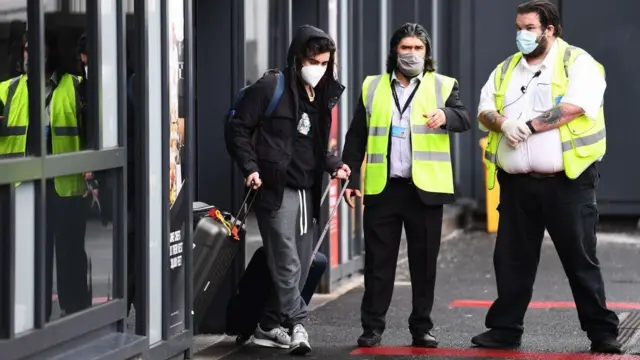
[0, 32, 91, 321]
[474, 0, 620, 354]
[342, 23, 470, 348]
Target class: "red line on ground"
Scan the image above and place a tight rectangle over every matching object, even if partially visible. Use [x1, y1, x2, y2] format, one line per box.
[449, 300, 640, 310]
[351, 346, 640, 359]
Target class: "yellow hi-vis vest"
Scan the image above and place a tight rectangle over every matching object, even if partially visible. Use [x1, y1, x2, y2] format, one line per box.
[484, 38, 606, 190]
[362, 72, 457, 195]
[0, 74, 85, 197]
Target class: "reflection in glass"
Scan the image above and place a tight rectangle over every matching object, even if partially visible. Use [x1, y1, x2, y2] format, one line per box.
[0, 0, 27, 337]
[0, 185, 10, 337]
[46, 170, 115, 322]
[243, 0, 270, 261]
[99, 0, 119, 148]
[41, 5, 114, 323]
[14, 182, 35, 333]
[148, 0, 163, 342]
[45, 169, 93, 321]
[244, 0, 270, 85]
[124, 0, 137, 333]
[0, 1, 27, 160]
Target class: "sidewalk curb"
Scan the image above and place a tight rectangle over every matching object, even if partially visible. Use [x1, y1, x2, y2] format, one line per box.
[307, 275, 365, 312]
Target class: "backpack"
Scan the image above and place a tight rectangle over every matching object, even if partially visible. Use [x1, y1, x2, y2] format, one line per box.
[227, 70, 285, 136]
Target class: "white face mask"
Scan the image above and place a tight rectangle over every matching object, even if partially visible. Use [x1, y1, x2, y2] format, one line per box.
[300, 65, 326, 88]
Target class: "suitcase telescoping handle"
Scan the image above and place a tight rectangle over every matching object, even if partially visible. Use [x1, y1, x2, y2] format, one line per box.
[236, 176, 335, 232]
[311, 178, 350, 262]
[320, 169, 346, 205]
[232, 181, 259, 232]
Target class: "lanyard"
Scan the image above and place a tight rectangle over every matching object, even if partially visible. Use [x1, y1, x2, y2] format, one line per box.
[45, 80, 58, 109]
[391, 80, 420, 116]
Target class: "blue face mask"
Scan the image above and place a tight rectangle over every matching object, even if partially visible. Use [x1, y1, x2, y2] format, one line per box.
[516, 30, 540, 54]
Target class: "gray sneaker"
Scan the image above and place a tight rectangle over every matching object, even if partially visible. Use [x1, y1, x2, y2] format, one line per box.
[252, 325, 291, 349]
[290, 324, 311, 355]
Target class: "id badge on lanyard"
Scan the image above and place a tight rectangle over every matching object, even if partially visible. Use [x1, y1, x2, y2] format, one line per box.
[390, 82, 419, 140]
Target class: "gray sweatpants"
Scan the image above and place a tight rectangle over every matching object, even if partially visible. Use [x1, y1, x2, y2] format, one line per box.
[256, 187, 314, 329]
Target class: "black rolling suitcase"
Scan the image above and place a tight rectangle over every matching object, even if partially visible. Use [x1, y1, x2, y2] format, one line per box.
[225, 249, 329, 343]
[192, 188, 257, 330]
[225, 179, 350, 343]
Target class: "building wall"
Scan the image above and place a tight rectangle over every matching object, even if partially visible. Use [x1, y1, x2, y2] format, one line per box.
[561, 0, 640, 215]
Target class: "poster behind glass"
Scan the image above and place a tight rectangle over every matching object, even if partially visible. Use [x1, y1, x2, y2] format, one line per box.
[167, 0, 186, 337]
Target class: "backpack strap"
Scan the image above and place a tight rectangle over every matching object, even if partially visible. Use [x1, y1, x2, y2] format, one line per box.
[264, 72, 284, 118]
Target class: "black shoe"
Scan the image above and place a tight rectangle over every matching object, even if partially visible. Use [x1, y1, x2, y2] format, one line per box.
[357, 330, 382, 348]
[590, 338, 622, 354]
[471, 330, 521, 349]
[412, 332, 438, 348]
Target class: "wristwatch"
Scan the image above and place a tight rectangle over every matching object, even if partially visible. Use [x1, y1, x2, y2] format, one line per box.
[525, 120, 537, 134]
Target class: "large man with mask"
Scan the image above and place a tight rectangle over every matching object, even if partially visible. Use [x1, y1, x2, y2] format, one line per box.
[225, 25, 348, 355]
[474, 0, 620, 354]
[0, 32, 91, 320]
[341, 23, 470, 348]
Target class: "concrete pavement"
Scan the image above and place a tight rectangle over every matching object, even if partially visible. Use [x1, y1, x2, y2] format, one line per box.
[194, 230, 640, 359]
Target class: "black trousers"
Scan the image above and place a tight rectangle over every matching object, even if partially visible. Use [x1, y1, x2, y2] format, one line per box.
[486, 163, 619, 341]
[361, 179, 443, 335]
[45, 180, 91, 320]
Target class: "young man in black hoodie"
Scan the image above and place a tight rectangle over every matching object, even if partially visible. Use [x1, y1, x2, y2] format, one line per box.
[226, 25, 348, 354]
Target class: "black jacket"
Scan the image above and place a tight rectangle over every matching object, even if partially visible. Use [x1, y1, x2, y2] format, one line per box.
[225, 25, 345, 219]
[341, 74, 471, 206]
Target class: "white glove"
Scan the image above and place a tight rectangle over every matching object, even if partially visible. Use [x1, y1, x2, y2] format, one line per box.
[501, 119, 531, 145]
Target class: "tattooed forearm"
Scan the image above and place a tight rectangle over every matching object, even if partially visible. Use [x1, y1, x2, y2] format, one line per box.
[479, 111, 506, 132]
[527, 104, 583, 133]
[485, 112, 501, 124]
[533, 107, 563, 125]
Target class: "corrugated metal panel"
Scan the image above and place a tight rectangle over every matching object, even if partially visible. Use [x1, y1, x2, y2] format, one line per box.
[562, 0, 640, 215]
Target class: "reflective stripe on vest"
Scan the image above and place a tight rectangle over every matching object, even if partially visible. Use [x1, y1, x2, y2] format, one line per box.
[483, 38, 606, 190]
[0, 74, 84, 196]
[361, 72, 456, 195]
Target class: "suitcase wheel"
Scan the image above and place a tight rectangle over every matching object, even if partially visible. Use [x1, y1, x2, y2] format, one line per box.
[236, 335, 251, 345]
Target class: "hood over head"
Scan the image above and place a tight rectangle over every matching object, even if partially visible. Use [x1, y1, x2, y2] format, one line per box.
[286, 25, 344, 110]
[286, 25, 334, 68]
[286, 25, 338, 86]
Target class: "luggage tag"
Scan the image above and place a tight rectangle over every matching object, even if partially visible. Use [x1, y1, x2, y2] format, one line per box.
[391, 126, 408, 139]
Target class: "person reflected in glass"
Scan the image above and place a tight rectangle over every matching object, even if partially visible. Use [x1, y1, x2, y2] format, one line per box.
[77, 31, 139, 316]
[0, 31, 92, 320]
[76, 33, 108, 222]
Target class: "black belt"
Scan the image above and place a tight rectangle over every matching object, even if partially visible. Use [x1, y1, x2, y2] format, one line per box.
[389, 177, 413, 184]
[498, 169, 562, 179]
[527, 172, 560, 179]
